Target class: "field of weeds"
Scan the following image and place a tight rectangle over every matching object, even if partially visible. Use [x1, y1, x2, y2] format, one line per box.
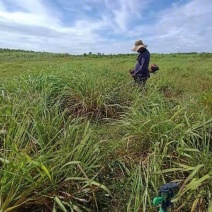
[0, 50, 212, 211]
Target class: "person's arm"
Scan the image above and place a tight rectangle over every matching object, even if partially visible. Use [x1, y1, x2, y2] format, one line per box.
[133, 57, 145, 76]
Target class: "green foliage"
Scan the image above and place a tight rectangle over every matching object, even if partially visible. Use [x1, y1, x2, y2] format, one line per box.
[0, 51, 212, 211]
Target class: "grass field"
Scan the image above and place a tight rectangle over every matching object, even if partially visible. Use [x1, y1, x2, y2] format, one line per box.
[0, 50, 212, 212]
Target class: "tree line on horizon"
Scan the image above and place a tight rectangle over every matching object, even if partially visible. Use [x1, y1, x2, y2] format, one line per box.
[0, 48, 211, 57]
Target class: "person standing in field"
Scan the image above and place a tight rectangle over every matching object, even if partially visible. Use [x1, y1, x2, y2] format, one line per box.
[129, 40, 150, 88]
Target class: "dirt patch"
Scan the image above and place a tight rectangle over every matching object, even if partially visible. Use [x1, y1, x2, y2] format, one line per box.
[160, 86, 183, 99]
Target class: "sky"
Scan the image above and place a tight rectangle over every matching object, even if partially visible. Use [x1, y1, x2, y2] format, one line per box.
[0, 0, 212, 54]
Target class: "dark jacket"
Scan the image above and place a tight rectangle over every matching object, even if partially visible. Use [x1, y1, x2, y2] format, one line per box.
[133, 48, 150, 79]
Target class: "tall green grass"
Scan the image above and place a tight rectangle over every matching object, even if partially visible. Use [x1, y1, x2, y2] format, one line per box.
[0, 53, 212, 211]
[0, 76, 112, 211]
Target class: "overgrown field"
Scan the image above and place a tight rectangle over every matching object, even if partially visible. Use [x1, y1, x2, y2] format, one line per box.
[0, 51, 212, 212]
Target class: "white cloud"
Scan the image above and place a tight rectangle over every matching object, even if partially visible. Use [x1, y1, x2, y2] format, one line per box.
[0, 0, 211, 54]
[0, 0, 109, 53]
[0, 0, 61, 28]
[126, 0, 212, 53]
[149, 0, 212, 52]
[104, 0, 152, 31]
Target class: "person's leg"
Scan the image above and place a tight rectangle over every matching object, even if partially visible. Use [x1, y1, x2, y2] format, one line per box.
[134, 77, 148, 93]
[134, 78, 141, 85]
[141, 78, 147, 87]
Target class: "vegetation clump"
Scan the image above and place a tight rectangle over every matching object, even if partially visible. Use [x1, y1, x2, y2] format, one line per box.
[0, 50, 212, 211]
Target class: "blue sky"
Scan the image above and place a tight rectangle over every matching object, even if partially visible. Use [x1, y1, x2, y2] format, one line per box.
[0, 0, 211, 54]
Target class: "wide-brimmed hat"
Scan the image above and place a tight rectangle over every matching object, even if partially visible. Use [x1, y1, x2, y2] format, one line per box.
[131, 40, 148, 52]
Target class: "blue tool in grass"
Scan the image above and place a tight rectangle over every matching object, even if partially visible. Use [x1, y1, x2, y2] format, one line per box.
[153, 182, 179, 212]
